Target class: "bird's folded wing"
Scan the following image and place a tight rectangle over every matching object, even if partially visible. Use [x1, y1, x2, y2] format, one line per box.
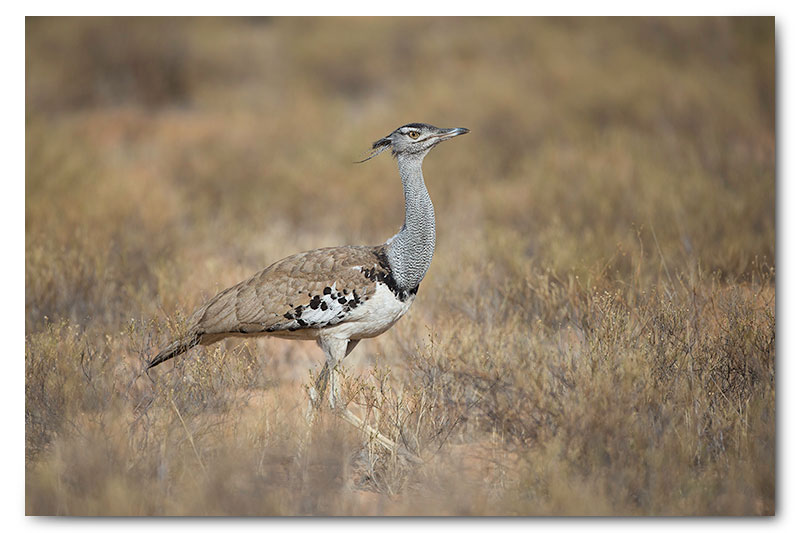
[194, 245, 389, 336]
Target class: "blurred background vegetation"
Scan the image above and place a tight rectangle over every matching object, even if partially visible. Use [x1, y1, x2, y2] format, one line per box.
[26, 17, 774, 515]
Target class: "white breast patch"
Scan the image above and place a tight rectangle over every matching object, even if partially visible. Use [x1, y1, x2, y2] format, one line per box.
[325, 281, 416, 340]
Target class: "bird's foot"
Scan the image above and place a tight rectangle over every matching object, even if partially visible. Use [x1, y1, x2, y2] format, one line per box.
[336, 406, 424, 465]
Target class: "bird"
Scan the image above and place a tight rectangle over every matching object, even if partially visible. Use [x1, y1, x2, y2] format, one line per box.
[147, 123, 469, 449]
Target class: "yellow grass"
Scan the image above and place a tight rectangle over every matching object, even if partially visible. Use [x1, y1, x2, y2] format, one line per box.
[25, 17, 774, 515]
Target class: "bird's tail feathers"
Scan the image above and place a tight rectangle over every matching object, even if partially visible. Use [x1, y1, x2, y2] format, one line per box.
[147, 332, 200, 370]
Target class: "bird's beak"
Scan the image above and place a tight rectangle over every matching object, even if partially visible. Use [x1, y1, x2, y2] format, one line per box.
[434, 127, 470, 140]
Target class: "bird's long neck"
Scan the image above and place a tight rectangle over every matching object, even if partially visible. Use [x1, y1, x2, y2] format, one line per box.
[386, 152, 436, 292]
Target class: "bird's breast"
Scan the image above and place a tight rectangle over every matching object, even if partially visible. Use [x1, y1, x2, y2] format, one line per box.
[325, 281, 416, 340]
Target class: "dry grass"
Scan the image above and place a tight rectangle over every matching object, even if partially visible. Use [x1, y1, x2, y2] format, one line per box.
[25, 17, 774, 515]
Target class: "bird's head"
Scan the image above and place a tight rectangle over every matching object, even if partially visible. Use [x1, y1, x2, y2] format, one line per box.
[358, 123, 469, 163]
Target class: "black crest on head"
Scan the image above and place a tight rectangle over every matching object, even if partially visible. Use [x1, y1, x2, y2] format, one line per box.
[356, 136, 392, 163]
[372, 137, 391, 150]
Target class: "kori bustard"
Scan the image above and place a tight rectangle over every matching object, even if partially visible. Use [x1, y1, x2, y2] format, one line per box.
[147, 123, 469, 449]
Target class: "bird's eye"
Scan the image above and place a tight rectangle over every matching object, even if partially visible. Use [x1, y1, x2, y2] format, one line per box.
[408, 131, 420, 139]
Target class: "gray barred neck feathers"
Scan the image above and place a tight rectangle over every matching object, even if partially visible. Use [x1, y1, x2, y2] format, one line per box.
[385, 150, 436, 293]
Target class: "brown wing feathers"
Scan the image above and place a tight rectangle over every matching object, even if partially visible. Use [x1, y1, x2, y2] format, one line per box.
[147, 245, 390, 369]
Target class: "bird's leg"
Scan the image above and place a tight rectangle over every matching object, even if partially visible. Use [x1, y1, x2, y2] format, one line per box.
[326, 347, 340, 410]
[307, 339, 359, 411]
[338, 402, 403, 452]
[327, 362, 399, 453]
[307, 361, 329, 410]
[312, 336, 417, 458]
[335, 393, 423, 464]
[324, 338, 360, 410]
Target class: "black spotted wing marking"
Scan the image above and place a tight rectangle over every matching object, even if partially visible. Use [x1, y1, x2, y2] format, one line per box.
[277, 284, 365, 331]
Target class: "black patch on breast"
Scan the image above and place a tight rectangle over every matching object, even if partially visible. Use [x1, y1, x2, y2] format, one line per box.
[362, 249, 419, 302]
